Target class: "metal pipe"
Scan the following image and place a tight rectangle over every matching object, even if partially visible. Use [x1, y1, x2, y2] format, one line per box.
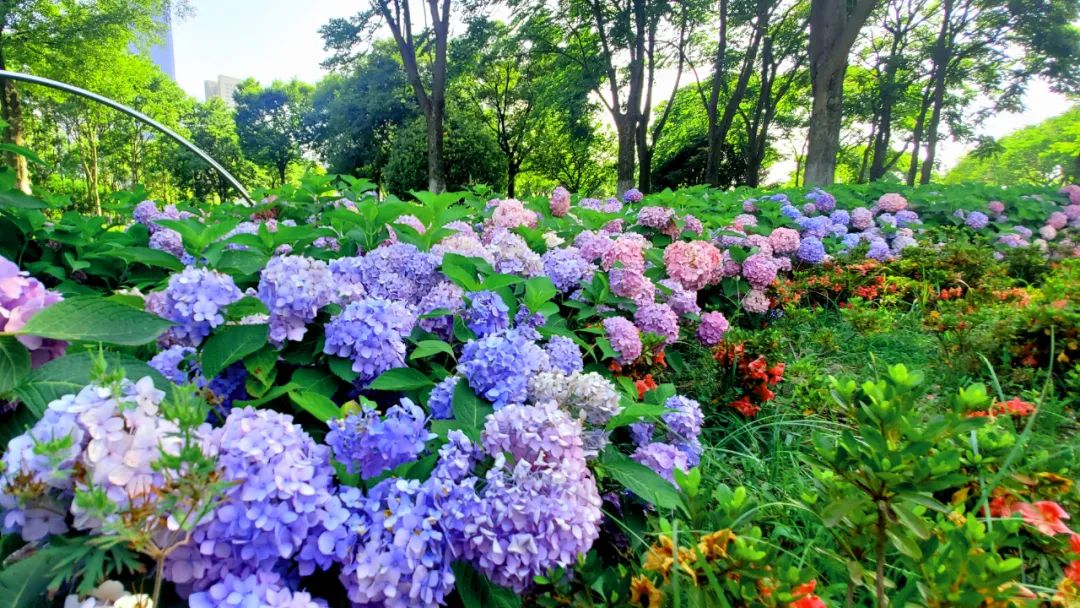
[0, 69, 253, 204]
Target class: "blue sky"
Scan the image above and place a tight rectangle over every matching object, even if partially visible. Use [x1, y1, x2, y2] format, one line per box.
[169, 0, 1069, 171]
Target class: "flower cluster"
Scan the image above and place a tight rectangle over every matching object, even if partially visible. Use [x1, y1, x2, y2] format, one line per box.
[603, 316, 643, 364]
[663, 240, 722, 291]
[459, 329, 549, 408]
[325, 400, 435, 479]
[356, 243, 441, 308]
[258, 255, 335, 343]
[542, 246, 596, 293]
[463, 290, 510, 337]
[324, 297, 415, 384]
[715, 344, 785, 416]
[550, 186, 571, 217]
[154, 266, 243, 346]
[0, 254, 67, 366]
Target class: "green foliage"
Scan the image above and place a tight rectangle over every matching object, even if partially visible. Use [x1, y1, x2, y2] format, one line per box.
[947, 106, 1080, 186]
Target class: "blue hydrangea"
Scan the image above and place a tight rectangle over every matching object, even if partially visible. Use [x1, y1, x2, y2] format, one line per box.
[632, 442, 690, 483]
[323, 298, 415, 385]
[663, 395, 703, 443]
[780, 205, 803, 220]
[895, 210, 921, 226]
[149, 228, 185, 258]
[965, 211, 990, 230]
[416, 281, 465, 340]
[189, 571, 326, 608]
[155, 267, 243, 346]
[514, 305, 546, 340]
[258, 255, 335, 344]
[459, 329, 548, 408]
[867, 237, 891, 261]
[148, 345, 248, 413]
[542, 246, 595, 293]
[830, 209, 850, 226]
[796, 236, 826, 264]
[463, 290, 509, 337]
[328, 256, 367, 302]
[427, 375, 459, 419]
[797, 215, 833, 239]
[325, 400, 435, 479]
[543, 336, 584, 375]
[805, 188, 836, 213]
[148, 344, 196, 384]
[623, 188, 644, 203]
[358, 243, 441, 307]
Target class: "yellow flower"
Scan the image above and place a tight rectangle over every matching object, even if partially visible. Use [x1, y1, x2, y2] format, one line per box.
[697, 529, 735, 561]
[643, 536, 697, 583]
[629, 575, 664, 608]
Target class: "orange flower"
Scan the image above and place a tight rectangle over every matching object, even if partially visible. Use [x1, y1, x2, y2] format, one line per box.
[697, 529, 735, 561]
[995, 398, 1035, 416]
[1070, 534, 1080, 555]
[729, 396, 761, 417]
[629, 575, 664, 608]
[1014, 501, 1073, 536]
[1066, 561, 1080, 586]
[789, 579, 827, 608]
[635, 374, 658, 400]
[643, 536, 697, 583]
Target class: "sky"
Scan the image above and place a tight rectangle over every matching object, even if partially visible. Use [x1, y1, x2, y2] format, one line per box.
[170, 0, 1072, 175]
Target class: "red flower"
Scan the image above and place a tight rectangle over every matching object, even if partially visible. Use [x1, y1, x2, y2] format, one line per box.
[767, 363, 785, 385]
[1070, 534, 1080, 555]
[789, 580, 826, 608]
[635, 374, 658, 400]
[995, 398, 1035, 416]
[751, 383, 776, 403]
[1065, 560, 1080, 586]
[729, 396, 761, 417]
[1014, 501, 1073, 536]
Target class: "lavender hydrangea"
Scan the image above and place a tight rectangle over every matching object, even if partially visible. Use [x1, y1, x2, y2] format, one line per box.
[427, 375, 460, 419]
[851, 207, 874, 231]
[632, 442, 690, 484]
[156, 266, 243, 346]
[696, 311, 729, 346]
[189, 571, 326, 608]
[623, 188, 644, 203]
[634, 302, 678, 345]
[416, 281, 465, 340]
[459, 329, 548, 408]
[258, 255, 335, 344]
[486, 229, 543, 276]
[603, 316, 642, 364]
[965, 211, 990, 230]
[463, 290, 510, 337]
[796, 236, 826, 264]
[325, 400, 435, 479]
[658, 278, 700, 316]
[357, 243, 441, 308]
[543, 336, 584, 375]
[323, 298, 415, 384]
[805, 188, 836, 213]
[0, 255, 67, 367]
[742, 254, 778, 289]
[542, 247, 596, 293]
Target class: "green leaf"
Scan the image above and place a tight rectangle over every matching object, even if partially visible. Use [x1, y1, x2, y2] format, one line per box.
[0, 190, 48, 210]
[451, 561, 521, 608]
[0, 336, 31, 395]
[605, 403, 669, 430]
[289, 391, 341, 422]
[369, 367, 434, 391]
[235, 382, 298, 408]
[524, 276, 558, 313]
[0, 546, 62, 608]
[101, 246, 185, 271]
[891, 502, 931, 540]
[200, 324, 268, 378]
[410, 339, 455, 361]
[13, 352, 174, 418]
[290, 368, 339, 397]
[599, 449, 685, 512]
[480, 273, 523, 291]
[452, 381, 493, 436]
[16, 296, 173, 345]
[328, 356, 359, 382]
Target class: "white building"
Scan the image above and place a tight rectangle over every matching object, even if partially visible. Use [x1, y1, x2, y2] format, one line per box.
[204, 75, 242, 107]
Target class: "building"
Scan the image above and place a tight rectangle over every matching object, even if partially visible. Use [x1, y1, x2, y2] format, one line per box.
[204, 75, 242, 107]
[148, 12, 176, 79]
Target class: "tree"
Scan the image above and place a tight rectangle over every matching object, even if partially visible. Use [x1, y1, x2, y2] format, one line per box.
[174, 98, 247, 202]
[382, 113, 504, 196]
[804, 0, 878, 185]
[322, 0, 455, 193]
[234, 79, 313, 187]
[0, 0, 174, 193]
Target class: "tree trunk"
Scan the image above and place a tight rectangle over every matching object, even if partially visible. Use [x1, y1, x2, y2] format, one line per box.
[506, 158, 518, 198]
[0, 39, 31, 194]
[906, 91, 930, 185]
[616, 119, 636, 195]
[918, 0, 952, 185]
[426, 103, 446, 193]
[805, 0, 877, 185]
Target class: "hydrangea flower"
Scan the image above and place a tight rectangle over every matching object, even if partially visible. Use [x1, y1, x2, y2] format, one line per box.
[850, 207, 874, 231]
[1048, 211, 1068, 230]
[514, 306, 546, 340]
[742, 289, 771, 314]
[1040, 225, 1058, 240]
[637, 206, 676, 231]
[866, 237, 891, 261]
[543, 336, 584, 375]
[156, 266, 243, 346]
[806, 188, 836, 213]
[662, 240, 722, 291]
[326, 400, 435, 479]
[460, 329, 548, 408]
[768, 227, 801, 255]
[780, 205, 803, 221]
[188, 571, 325, 608]
[431, 232, 493, 265]
[965, 211, 989, 230]
[895, 209, 921, 227]
[542, 247, 596, 293]
[427, 375, 459, 419]
[463, 290, 510, 337]
[830, 209, 850, 226]
[258, 255, 335, 344]
[797, 215, 833, 239]
[574, 230, 614, 262]
[697, 311, 729, 346]
[603, 316, 642, 364]
[149, 228, 185, 258]
[356, 243, 441, 308]
[490, 199, 540, 232]
[528, 371, 622, 427]
[634, 302, 678, 345]
[796, 237, 826, 264]
[609, 268, 656, 304]
[324, 297, 415, 384]
[742, 254, 778, 289]
[601, 234, 650, 273]
[486, 229, 543, 276]
[416, 281, 465, 340]
[550, 186, 571, 217]
[623, 188, 644, 203]
[874, 193, 908, 213]
[658, 278, 700, 316]
[632, 442, 689, 483]
[0, 255, 67, 367]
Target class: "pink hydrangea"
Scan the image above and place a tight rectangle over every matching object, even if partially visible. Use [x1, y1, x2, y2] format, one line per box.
[0, 255, 67, 367]
[637, 206, 677, 231]
[696, 311, 729, 346]
[603, 317, 642, 365]
[745, 234, 774, 257]
[1048, 211, 1068, 230]
[1040, 225, 1058, 240]
[987, 200, 1005, 215]
[575, 230, 614, 262]
[602, 219, 624, 234]
[1065, 205, 1080, 221]
[682, 214, 703, 235]
[601, 234, 650, 273]
[732, 214, 758, 230]
[550, 187, 571, 217]
[1059, 184, 1080, 205]
[719, 250, 742, 278]
[610, 268, 656, 304]
[851, 207, 874, 231]
[768, 227, 801, 255]
[741, 254, 778, 290]
[874, 193, 908, 214]
[490, 199, 539, 231]
[741, 289, 771, 314]
[663, 240, 722, 291]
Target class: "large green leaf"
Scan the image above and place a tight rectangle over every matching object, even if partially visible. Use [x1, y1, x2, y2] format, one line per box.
[13, 352, 175, 417]
[369, 367, 434, 391]
[599, 449, 686, 512]
[452, 381, 492, 438]
[290, 368, 339, 397]
[0, 546, 61, 608]
[200, 324, 268, 378]
[451, 562, 521, 608]
[289, 391, 341, 422]
[16, 296, 173, 345]
[0, 336, 31, 394]
[0, 190, 48, 210]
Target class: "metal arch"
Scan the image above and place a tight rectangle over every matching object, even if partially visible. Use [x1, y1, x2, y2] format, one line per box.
[0, 69, 253, 204]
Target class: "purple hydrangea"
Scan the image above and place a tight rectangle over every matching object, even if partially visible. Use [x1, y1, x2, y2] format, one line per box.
[323, 298, 416, 385]
[663, 396, 703, 444]
[542, 247, 595, 293]
[965, 211, 990, 230]
[0, 255, 67, 367]
[486, 229, 543, 277]
[806, 188, 836, 213]
[634, 302, 678, 345]
[742, 254, 778, 289]
[632, 442, 690, 484]
[416, 281, 465, 340]
[325, 400, 435, 479]
[797, 215, 833, 239]
[514, 306, 546, 341]
[427, 375, 459, 419]
[866, 237, 891, 261]
[149, 228, 185, 258]
[780, 205, 803, 221]
[658, 278, 700, 316]
[603, 316, 642, 364]
[696, 311, 729, 346]
[156, 266, 244, 346]
[796, 237, 826, 264]
[623, 188, 644, 204]
[189, 571, 325, 608]
[637, 206, 676, 230]
[830, 209, 850, 226]
[895, 210, 920, 227]
[459, 329, 548, 408]
[463, 290, 510, 337]
[550, 186, 571, 217]
[258, 255, 335, 344]
[574, 230, 614, 263]
[357, 243, 441, 308]
[543, 336, 584, 375]
[851, 207, 874, 231]
[742, 289, 771, 314]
